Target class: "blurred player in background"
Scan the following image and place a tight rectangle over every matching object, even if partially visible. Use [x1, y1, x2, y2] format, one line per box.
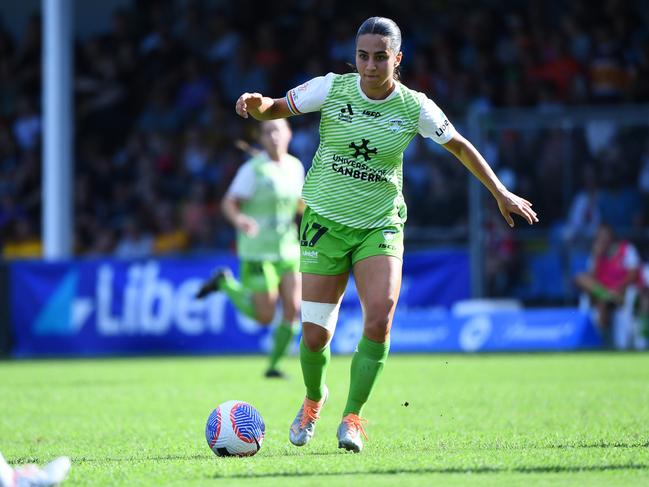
[0, 452, 70, 486]
[235, 16, 538, 452]
[575, 223, 640, 340]
[634, 262, 649, 348]
[196, 119, 305, 378]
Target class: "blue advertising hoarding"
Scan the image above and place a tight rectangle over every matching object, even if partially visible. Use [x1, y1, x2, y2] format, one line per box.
[8, 250, 601, 357]
[331, 308, 601, 353]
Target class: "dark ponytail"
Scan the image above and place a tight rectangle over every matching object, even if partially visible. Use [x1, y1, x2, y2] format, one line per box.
[356, 17, 402, 80]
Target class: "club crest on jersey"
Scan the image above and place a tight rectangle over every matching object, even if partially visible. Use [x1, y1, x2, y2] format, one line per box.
[339, 104, 354, 123]
[388, 118, 405, 134]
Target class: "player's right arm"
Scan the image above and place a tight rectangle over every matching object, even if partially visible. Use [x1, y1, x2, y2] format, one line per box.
[235, 93, 293, 120]
[222, 161, 259, 236]
[221, 196, 259, 236]
[235, 73, 335, 121]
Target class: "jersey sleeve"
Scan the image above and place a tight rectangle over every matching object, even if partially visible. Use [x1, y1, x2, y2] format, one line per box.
[226, 161, 256, 200]
[417, 94, 456, 144]
[286, 72, 335, 115]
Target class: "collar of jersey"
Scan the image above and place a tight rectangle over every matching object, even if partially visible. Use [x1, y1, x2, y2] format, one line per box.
[356, 74, 401, 104]
[260, 150, 287, 165]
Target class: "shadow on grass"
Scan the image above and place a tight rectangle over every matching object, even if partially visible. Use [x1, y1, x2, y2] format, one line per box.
[11, 450, 346, 465]
[10, 453, 210, 464]
[459, 440, 649, 451]
[210, 462, 649, 479]
[13, 440, 649, 465]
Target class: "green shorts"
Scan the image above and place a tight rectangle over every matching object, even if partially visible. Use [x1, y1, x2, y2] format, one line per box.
[299, 206, 404, 275]
[240, 258, 299, 292]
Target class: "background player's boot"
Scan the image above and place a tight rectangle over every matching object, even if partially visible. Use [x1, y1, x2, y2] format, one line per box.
[195, 268, 232, 299]
[289, 386, 328, 446]
[337, 413, 368, 453]
[264, 368, 287, 379]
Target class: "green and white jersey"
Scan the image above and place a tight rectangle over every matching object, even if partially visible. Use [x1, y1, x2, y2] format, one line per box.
[286, 72, 455, 228]
[227, 152, 304, 261]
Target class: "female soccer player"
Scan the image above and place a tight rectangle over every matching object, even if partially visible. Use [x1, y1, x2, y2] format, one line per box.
[235, 17, 538, 452]
[196, 119, 305, 378]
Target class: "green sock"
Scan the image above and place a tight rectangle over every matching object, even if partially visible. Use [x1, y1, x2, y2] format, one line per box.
[300, 338, 330, 401]
[220, 275, 256, 319]
[343, 335, 390, 417]
[268, 321, 298, 371]
[592, 283, 615, 302]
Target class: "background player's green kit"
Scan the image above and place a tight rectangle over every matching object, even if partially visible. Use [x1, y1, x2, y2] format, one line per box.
[219, 151, 304, 373]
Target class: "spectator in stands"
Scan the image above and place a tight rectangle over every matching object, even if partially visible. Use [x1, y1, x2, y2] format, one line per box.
[12, 96, 40, 151]
[484, 206, 520, 297]
[588, 24, 631, 103]
[1, 0, 649, 262]
[181, 127, 211, 179]
[152, 203, 188, 255]
[181, 181, 213, 247]
[574, 224, 640, 339]
[136, 84, 182, 134]
[562, 165, 601, 245]
[13, 14, 41, 98]
[596, 146, 644, 233]
[175, 58, 212, 116]
[85, 227, 116, 257]
[637, 140, 649, 204]
[114, 218, 153, 259]
[2, 218, 43, 260]
[2, 218, 41, 260]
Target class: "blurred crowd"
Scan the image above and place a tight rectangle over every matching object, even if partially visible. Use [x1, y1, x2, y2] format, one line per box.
[1, 0, 649, 262]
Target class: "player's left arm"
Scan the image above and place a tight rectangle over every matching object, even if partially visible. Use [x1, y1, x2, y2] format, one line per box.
[442, 132, 539, 227]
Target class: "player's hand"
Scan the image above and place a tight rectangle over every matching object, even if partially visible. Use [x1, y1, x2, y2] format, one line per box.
[235, 214, 259, 236]
[235, 93, 264, 119]
[495, 190, 539, 227]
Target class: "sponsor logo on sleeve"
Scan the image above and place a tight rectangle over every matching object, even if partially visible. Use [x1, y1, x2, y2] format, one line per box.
[435, 119, 450, 138]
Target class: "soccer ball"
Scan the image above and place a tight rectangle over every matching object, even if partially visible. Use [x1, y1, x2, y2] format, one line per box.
[205, 400, 265, 457]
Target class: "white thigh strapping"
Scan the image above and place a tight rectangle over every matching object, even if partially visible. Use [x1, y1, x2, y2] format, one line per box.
[301, 301, 340, 332]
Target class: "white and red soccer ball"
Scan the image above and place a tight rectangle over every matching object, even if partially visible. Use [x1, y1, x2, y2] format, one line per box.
[205, 400, 265, 457]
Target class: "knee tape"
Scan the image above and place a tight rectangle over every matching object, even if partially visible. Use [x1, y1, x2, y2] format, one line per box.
[301, 301, 340, 332]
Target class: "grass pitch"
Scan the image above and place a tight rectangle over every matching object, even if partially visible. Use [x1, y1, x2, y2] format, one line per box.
[1, 353, 648, 486]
